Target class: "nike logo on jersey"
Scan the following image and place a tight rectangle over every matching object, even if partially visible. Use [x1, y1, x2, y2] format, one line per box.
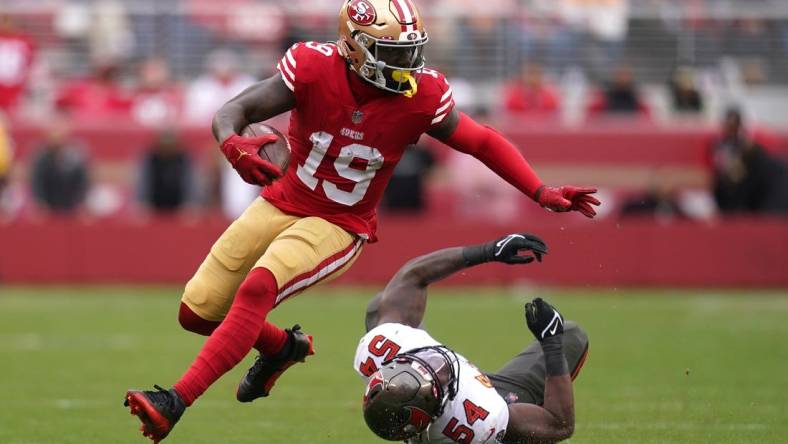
[494, 234, 525, 257]
[340, 127, 365, 141]
[541, 312, 563, 339]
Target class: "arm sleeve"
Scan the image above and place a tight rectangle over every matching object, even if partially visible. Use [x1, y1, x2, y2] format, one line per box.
[443, 112, 543, 199]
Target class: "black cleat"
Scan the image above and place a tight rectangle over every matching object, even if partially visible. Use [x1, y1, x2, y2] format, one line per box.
[124, 385, 185, 443]
[236, 324, 315, 403]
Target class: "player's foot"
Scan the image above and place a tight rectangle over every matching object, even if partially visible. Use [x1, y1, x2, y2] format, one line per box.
[124, 385, 185, 443]
[236, 324, 315, 403]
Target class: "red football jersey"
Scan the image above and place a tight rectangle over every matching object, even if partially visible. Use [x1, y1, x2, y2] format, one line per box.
[263, 41, 454, 242]
[0, 31, 35, 111]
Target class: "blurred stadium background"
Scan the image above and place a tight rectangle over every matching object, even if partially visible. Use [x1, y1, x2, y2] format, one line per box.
[1, 1, 787, 443]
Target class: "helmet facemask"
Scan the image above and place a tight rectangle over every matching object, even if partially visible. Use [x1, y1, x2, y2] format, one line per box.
[345, 30, 428, 97]
[338, 0, 429, 97]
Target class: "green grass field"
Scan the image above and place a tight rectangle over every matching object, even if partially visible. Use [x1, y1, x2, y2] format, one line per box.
[1, 287, 787, 444]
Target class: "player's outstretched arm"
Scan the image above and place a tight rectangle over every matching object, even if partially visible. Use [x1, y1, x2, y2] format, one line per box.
[428, 110, 601, 218]
[366, 233, 547, 331]
[503, 298, 574, 443]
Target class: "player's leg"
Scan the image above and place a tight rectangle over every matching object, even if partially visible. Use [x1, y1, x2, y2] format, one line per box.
[168, 216, 362, 407]
[261, 216, 363, 307]
[487, 321, 589, 405]
[124, 198, 297, 442]
[177, 197, 294, 335]
[236, 216, 363, 401]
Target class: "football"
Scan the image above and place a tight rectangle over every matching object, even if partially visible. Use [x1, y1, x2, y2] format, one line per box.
[241, 122, 291, 174]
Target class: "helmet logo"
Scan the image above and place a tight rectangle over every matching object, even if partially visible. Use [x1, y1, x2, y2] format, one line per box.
[364, 371, 385, 404]
[348, 0, 377, 26]
[406, 407, 432, 431]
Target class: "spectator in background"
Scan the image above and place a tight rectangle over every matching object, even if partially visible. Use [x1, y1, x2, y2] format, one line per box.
[130, 57, 182, 127]
[558, 0, 629, 74]
[382, 145, 435, 213]
[502, 63, 560, 117]
[587, 65, 649, 117]
[669, 66, 703, 113]
[221, 158, 260, 220]
[54, 0, 135, 69]
[184, 49, 255, 124]
[710, 108, 788, 215]
[620, 182, 687, 221]
[30, 118, 89, 214]
[184, 48, 257, 218]
[0, 114, 12, 209]
[0, 13, 36, 114]
[55, 62, 131, 119]
[137, 129, 195, 213]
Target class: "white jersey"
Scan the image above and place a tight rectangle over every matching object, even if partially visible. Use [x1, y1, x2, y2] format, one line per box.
[354, 323, 509, 444]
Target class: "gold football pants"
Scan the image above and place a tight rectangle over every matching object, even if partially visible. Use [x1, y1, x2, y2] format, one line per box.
[182, 197, 363, 321]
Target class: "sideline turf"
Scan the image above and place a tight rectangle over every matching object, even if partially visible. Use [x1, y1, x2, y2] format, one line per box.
[1, 287, 786, 444]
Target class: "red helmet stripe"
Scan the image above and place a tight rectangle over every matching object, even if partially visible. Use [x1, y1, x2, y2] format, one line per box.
[392, 0, 418, 33]
[391, 0, 406, 22]
[397, 0, 416, 22]
[390, 0, 408, 31]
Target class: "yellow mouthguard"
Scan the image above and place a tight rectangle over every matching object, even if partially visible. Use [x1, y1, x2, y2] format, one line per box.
[391, 70, 418, 98]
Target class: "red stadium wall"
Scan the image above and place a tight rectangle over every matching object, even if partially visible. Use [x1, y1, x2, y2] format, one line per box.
[8, 119, 788, 164]
[3, 120, 788, 287]
[1, 216, 786, 287]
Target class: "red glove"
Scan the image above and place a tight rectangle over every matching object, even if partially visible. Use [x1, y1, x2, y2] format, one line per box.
[220, 134, 282, 186]
[536, 186, 601, 218]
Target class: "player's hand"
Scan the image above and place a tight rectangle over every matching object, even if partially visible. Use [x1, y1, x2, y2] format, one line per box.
[536, 185, 601, 218]
[464, 233, 547, 266]
[525, 297, 564, 342]
[220, 134, 283, 186]
[489, 233, 547, 264]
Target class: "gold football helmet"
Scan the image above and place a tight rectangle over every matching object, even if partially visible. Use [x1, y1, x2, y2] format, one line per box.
[338, 0, 429, 96]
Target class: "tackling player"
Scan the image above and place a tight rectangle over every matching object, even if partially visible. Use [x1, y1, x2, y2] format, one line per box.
[358, 233, 588, 443]
[124, 1, 599, 442]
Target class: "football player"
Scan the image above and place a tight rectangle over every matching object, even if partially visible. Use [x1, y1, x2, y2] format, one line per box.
[359, 233, 588, 443]
[124, 0, 599, 442]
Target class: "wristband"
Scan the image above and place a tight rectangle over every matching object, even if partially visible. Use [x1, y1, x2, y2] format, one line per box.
[462, 245, 488, 266]
[541, 336, 569, 377]
[533, 185, 545, 203]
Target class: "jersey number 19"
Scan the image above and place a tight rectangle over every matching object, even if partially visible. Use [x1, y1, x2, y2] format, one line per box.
[297, 131, 384, 206]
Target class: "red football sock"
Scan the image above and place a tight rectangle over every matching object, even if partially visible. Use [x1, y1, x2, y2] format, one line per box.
[178, 302, 221, 336]
[173, 267, 278, 406]
[178, 292, 286, 354]
[254, 321, 288, 356]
